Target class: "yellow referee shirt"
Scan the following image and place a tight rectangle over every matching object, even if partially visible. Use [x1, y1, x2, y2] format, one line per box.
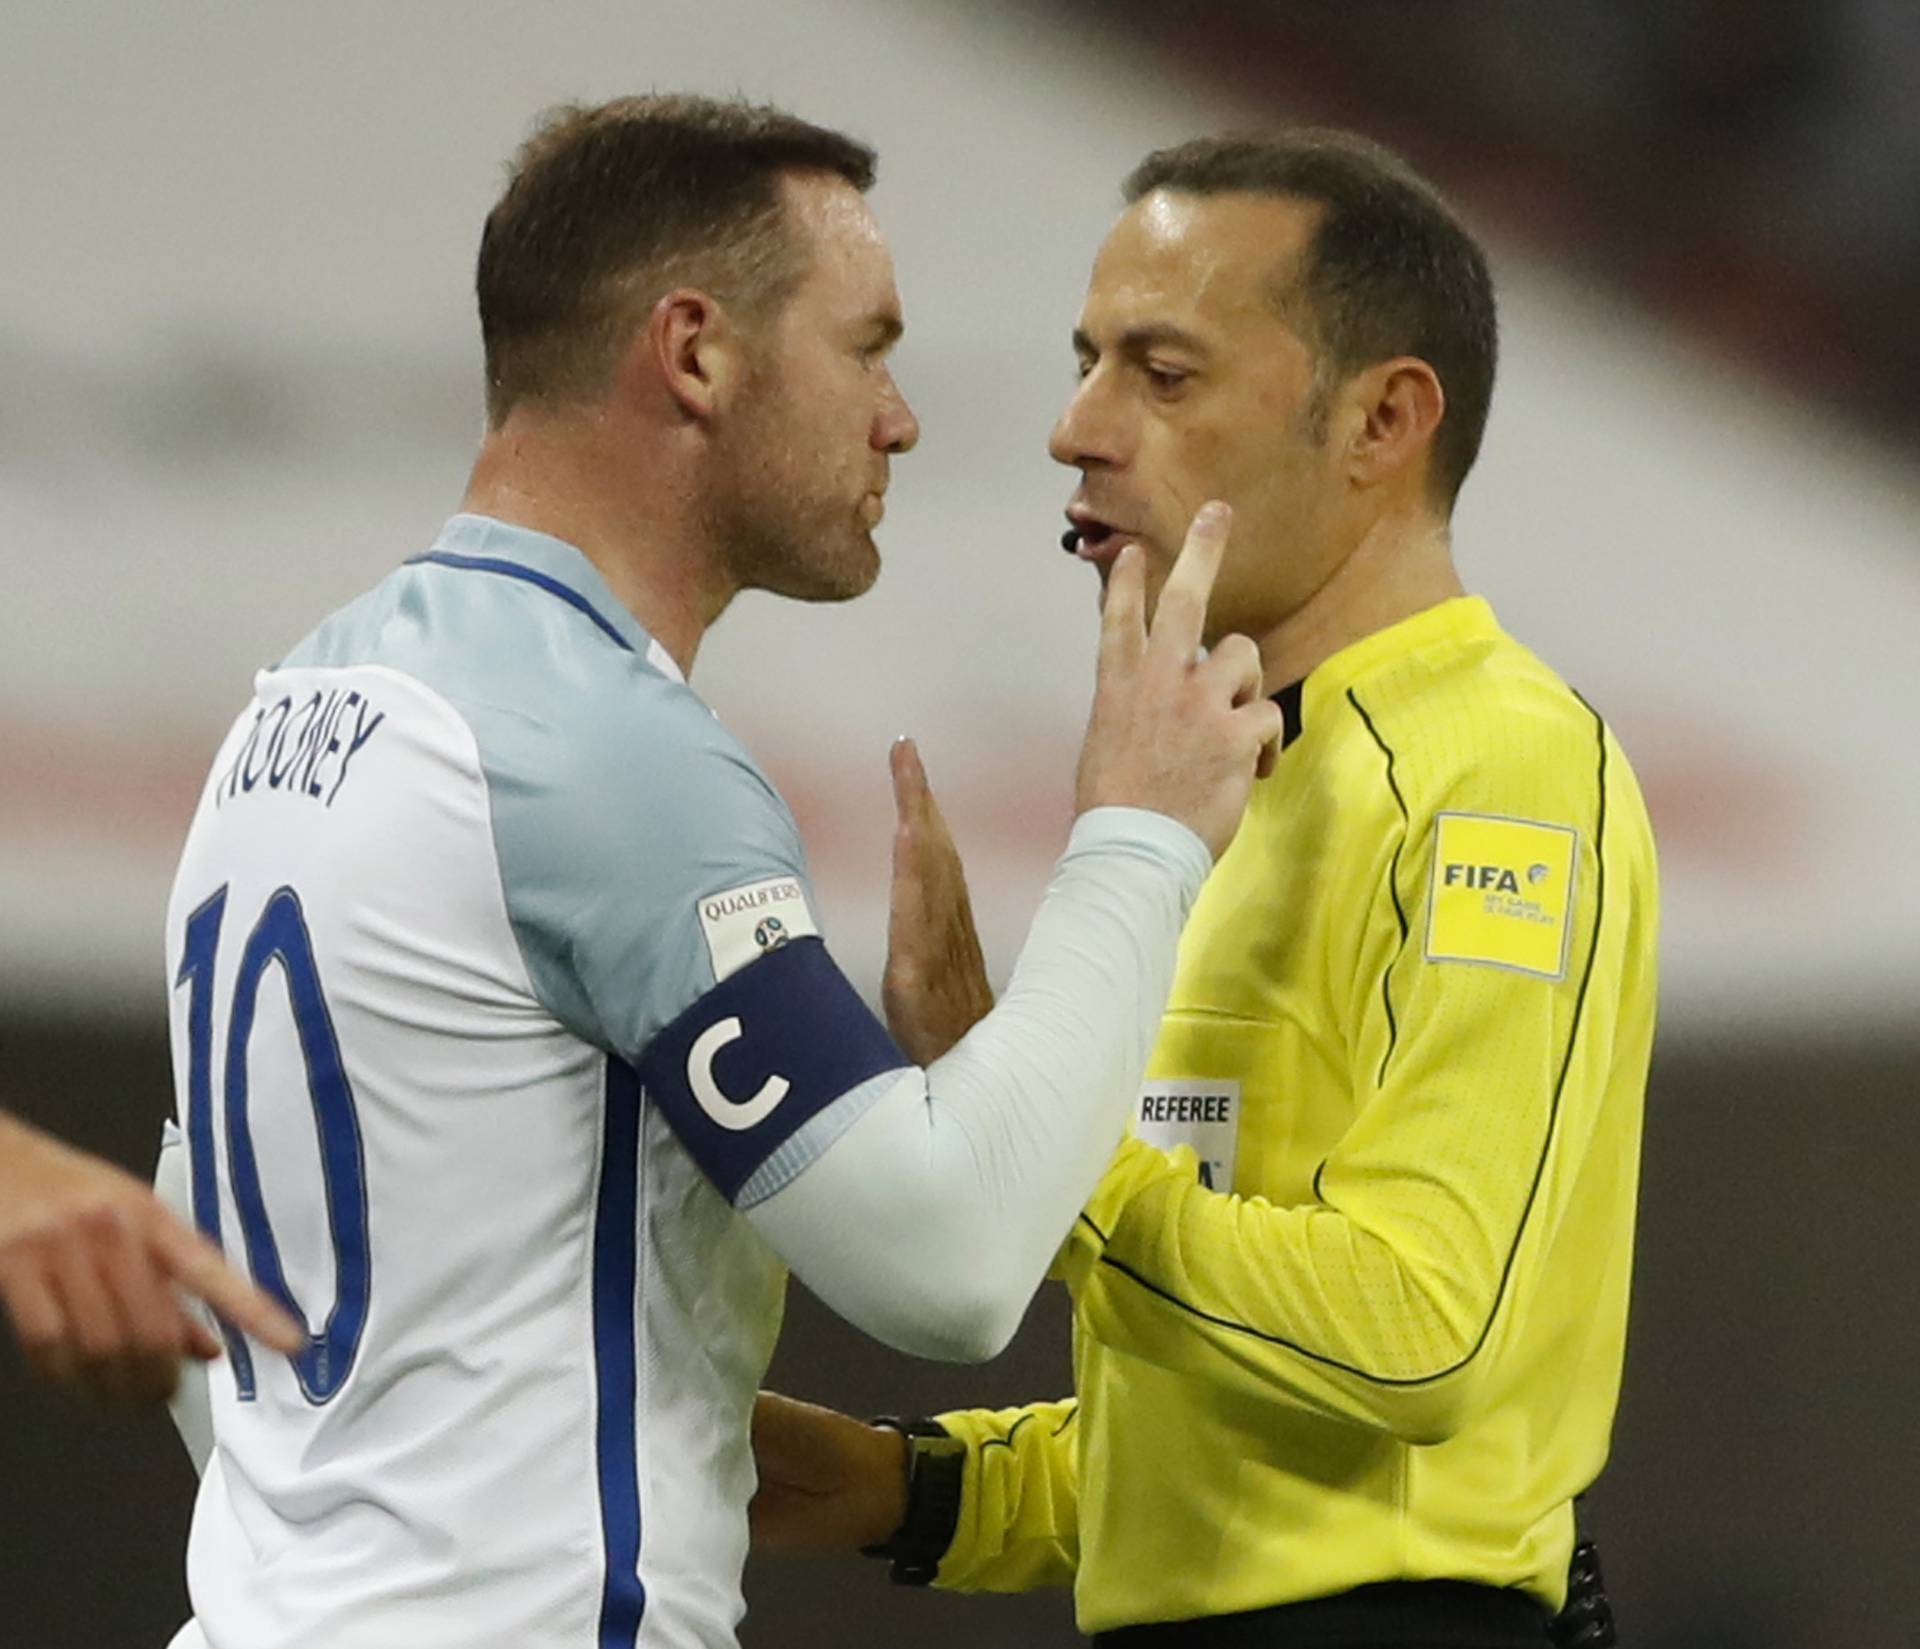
[933, 596, 1658, 1632]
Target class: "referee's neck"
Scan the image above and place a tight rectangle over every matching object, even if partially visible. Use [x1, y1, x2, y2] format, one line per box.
[1253, 517, 1463, 695]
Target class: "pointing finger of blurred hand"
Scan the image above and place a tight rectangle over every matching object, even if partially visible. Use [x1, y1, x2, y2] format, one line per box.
[151, 1216, 302, 1354]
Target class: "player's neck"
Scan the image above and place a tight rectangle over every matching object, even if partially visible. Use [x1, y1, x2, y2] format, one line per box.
[460, 418, 732, 678]
[1254, 510, 1464, 693]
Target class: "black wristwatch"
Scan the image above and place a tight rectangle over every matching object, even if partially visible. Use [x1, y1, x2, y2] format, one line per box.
[860, 1417, 968, 1586]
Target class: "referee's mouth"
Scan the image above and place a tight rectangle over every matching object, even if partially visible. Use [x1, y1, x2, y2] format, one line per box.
[1060, 508, 1138, 567]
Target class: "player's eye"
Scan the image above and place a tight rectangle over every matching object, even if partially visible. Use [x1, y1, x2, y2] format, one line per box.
[857, 327, 901, 367]
[1145, 364, 1190, 394]
[1074, 357, 1096, 381]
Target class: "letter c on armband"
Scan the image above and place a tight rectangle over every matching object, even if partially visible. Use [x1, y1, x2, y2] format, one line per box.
[687, 1017, 791, 1131]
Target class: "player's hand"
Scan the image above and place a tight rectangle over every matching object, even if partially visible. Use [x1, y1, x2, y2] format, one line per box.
[882, 738, 994, 1066]
[1074, 502, 1283, 860]
[749, 1390, 908, 1554]
[0, 1111, 302, 1405]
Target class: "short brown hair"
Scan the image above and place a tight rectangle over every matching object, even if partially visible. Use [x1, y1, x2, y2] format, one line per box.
[1125, 130, 1497, 509]
[478, 95, 877, 425]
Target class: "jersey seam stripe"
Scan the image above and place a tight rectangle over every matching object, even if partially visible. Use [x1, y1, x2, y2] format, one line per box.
[1049, 1401, 1080, 1438]
[979, 1412, 1037, 1455]
[1158, 1005, 1288, 1028]
[1094, 697, 1611, 1391]
[406, 552, 635, 655]
[1345, 688, 1411, 1088]
[591, 1058, 648, 1646]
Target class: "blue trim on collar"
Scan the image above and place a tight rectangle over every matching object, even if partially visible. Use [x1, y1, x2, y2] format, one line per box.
[406, 551, 633, 654]
[421, 514, 663, 661]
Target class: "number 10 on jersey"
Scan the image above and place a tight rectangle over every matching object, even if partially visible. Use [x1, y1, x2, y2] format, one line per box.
[175, 883, 371, 1403]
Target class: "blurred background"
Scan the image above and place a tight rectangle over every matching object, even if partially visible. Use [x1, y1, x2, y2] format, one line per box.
[2, 1, 1915, 1644]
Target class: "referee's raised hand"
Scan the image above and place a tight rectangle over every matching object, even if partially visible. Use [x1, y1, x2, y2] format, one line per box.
[0, 1109, 301, 1405]
[1075, 502, 1282, 861]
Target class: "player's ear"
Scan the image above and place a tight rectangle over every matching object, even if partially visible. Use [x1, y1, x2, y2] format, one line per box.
[1341, 356, 1445, 495]
[640, 288, 745, 423]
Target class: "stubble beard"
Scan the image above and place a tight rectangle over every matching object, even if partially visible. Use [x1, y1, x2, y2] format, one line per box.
[706, 371, 878, 605]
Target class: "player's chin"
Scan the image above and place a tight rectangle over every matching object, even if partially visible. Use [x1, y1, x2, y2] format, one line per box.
[784, 532, 881, 604]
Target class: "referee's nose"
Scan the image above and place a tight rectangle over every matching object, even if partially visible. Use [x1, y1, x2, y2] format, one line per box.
[1049, 372, 1123, 472]
[874, 370, 919, 455]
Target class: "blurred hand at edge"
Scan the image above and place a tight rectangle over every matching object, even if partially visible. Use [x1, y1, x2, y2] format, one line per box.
[0, 1108, 300, 1405]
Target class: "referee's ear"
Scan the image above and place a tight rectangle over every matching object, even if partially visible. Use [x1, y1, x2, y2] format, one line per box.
[638, 287, 746, 425]
[1340, 355, 1445, 502]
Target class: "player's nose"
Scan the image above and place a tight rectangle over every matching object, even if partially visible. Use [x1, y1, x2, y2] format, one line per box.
[874, 371, 919, 455]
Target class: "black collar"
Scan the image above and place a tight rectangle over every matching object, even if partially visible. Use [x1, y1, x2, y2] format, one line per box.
[1271, 679, 1305, 750]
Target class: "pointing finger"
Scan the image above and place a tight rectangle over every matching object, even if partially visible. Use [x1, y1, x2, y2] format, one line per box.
[1146, 502, 1231, 663]
[150, 1217, 302, 1354]
[1096, 543, 1148, 684]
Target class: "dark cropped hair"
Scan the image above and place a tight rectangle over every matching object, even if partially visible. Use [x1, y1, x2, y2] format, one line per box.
[1125, 130, 1497, 509]
[478, 95, 876, 425]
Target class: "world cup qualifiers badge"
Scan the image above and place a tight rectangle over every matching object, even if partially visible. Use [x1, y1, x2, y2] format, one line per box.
[753, 916, 789, 952]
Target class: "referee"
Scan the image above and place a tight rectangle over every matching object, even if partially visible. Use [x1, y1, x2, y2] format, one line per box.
[752, 129, 1653, 1648]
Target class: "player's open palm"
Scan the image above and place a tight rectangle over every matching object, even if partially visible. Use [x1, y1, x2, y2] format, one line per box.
[882, 737, 994, 1066]
[1075, 502, 1282, 860]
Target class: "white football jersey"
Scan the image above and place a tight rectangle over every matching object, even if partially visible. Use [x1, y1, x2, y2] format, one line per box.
[163, 516, 907, 1649]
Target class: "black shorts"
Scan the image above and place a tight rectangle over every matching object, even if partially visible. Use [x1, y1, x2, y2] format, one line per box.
[1091, 1580, 1550, 1649]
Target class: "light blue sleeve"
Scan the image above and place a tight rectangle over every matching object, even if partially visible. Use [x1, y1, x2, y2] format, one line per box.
[467, 676, 910, 1200]
[284, 553, 908, 1201]
[287, 551, 815, 1058]
[464, 677, 811, 1060]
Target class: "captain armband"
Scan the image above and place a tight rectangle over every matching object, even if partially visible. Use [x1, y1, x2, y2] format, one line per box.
[636, 936, 907, 1203]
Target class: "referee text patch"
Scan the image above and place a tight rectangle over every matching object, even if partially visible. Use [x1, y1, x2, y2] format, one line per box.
[1424, 812, 1578, 979]
[1133, 1079, 1241, 1191]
